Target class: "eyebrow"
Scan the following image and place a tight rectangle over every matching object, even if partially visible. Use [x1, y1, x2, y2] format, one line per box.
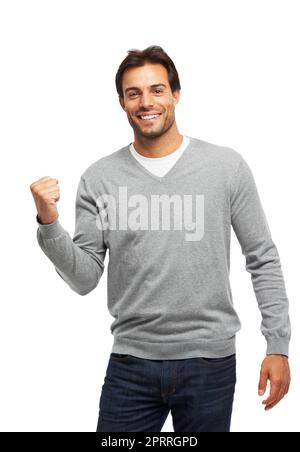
[125, 83, 167, 94]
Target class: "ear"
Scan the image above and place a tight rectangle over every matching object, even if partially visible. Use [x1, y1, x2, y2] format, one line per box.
[172, 89, 180, 106]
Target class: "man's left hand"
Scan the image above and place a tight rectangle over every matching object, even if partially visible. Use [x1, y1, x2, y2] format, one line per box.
[258, 355, 291, 410]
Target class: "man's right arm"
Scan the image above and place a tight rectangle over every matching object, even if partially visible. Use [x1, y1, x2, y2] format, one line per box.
[31, 175, 107, 296]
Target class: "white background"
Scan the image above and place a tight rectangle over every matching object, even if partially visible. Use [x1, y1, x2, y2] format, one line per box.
[0, 0, 299, 432]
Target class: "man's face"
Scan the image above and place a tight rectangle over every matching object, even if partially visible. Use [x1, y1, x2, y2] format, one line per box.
[119, 63, 180, 139]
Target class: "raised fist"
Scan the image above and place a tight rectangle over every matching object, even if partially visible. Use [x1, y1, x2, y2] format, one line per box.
[30, 176, 60, 225]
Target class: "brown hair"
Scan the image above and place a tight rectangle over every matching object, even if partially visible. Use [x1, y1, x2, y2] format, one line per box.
[115, 45, 181, 99]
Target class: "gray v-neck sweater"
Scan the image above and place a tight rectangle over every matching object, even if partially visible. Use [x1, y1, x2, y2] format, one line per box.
[36, 136, 291, 359]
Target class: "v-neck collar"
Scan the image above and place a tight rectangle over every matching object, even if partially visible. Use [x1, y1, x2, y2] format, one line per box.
[126, 135, 195, 183]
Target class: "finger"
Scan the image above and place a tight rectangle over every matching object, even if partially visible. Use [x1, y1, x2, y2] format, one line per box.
[262, 380, 281, 406]
[44, 189, 60, 196]
[280, 385, 287, 397]
[38, 180, 59, 189]
[258, 369, 268, 395]
[264, 384, 285, 410]
[265, 400, 278, 410]
[264, 388, 285, 410]
[37, 186, 60, 195]
[39, 176, 59, 183]
[31, 176, 58, 186]
[38, 186, 59, 197]
[43, 192, 60, 201]
[31, 182, 59, 194]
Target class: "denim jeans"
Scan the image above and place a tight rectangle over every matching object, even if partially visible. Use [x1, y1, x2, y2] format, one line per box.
[96, 352, 236, 432]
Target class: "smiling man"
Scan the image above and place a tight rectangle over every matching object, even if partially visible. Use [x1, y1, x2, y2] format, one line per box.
[31, 45, 291, 432]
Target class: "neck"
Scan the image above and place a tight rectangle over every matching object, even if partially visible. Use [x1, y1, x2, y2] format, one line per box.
[133, 124, 183, 158]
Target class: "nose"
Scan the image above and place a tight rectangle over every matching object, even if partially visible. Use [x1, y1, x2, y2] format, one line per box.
[139, 91, 154, 109]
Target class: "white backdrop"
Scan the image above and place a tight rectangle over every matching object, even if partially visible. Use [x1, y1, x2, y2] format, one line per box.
[0, 0, 299, 432]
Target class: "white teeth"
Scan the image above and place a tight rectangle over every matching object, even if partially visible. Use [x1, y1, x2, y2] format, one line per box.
[140, 114, 159, 120]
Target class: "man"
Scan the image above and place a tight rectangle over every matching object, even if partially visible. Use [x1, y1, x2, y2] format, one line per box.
[30, 45, 291, 432]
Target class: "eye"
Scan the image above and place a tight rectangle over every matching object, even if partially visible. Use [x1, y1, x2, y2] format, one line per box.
[128, 89, 163, 98]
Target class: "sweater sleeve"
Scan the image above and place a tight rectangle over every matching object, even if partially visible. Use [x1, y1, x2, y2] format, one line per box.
[36, 176, 107, 296]
[230, 156, 291, 357]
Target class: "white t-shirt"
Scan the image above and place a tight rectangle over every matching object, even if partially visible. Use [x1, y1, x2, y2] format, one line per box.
[129, 135, 190, 177]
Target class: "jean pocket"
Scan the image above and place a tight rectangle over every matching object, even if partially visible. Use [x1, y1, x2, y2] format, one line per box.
[197, 354, 236, 366]
[110, 353, 131, 361]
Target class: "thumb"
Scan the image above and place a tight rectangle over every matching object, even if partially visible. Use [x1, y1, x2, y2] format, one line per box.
[258, 369, 268, 396]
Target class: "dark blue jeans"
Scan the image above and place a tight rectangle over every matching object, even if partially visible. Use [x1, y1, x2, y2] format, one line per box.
[96, 352, 236, 432]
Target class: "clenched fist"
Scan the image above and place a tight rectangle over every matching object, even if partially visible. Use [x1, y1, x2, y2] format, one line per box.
[30, 176, 60, 225]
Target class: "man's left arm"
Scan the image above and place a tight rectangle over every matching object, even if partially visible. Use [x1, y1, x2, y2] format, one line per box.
[230, 155, 291, 410]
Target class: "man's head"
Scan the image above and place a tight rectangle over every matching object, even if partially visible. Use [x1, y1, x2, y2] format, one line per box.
[115, 46, 181, 141]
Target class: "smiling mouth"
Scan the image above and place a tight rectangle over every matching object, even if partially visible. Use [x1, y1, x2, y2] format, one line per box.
[137, 113, 162, 122]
